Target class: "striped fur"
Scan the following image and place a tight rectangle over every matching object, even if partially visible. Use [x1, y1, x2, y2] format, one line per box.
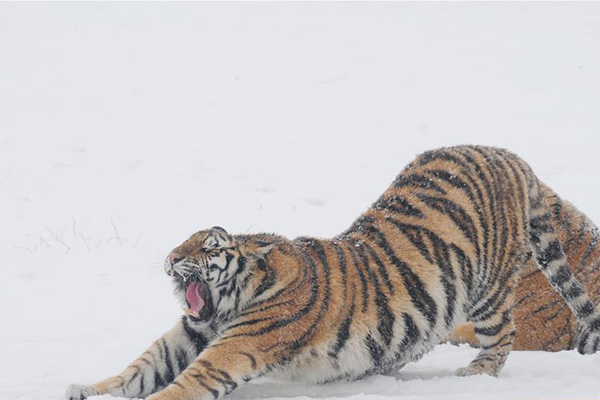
[450, 186, 600, 352]
[66, 146, 600, 400]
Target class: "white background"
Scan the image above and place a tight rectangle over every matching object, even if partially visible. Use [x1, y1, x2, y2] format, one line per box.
[1, 3, 599, 400]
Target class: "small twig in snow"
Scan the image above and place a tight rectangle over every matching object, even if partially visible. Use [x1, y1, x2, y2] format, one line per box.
[46, 228, 71, 252]
[79, 232, 91, 254]
[39, 236, 50, 248]
[109, 217, 124, 246]
[13, 245, 34, 253]
[132, 235, 141, 249]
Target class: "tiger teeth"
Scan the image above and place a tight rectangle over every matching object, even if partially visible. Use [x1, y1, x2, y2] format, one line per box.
[183, 308, 200, 318]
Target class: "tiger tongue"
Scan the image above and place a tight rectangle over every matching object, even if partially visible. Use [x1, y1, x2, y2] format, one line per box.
[186, 282, 205, 313]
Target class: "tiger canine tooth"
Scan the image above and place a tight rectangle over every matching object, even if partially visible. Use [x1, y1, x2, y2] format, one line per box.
[183, 308, 200, 318]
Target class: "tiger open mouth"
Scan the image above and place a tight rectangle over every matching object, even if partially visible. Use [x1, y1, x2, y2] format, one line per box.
[183, 279, 214, 322]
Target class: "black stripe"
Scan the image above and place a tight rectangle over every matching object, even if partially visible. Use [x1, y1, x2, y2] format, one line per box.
[242, 265, 306, 312]
[470, 273, 514, 321]
[562, 282, 584, 300]
[190, 372, 219, 399]
[549, 264, 571, 287]
[252, 261, 277, 299]
[419, 151, 491, 271]
[535, 239, 563, 269]
[417, 192, 478, 247]
[384, 217, 456, 326]
[576, 301, 595, 319]
[364, 335, 385, 368]
[329, 301, 355, 358]
[354, 243, 395, 347]
[425, 230, 457, 326]
[580, 229, 600, 270]
[201, 364, 238, 395]
[153, 369, 166, 390]
[139, 371, 145, 395]
[175, 348, 188, 373]
[399, 313, 420, 350]
[458, 147, 498, 286]
[524, 299, 562, 320]
[386, 220, 434, 264]
[373, 195, 425, 219]
[542, 310, 563, 325]
[172, 381, 185, 389]
[578, 331, 590, 353]
[206, 372, 237, 394]
[239, 352, 257, 368]
[182, 318, 208, 354]
[418, 148, 470, 169]
[161, 339, 176, 383]
[394, 173, 447, 194]
[331, 241, 348, 289]
[470, 147, 505, 271]
[474, 311, 511, 336]
[346, 243, 370, 312]
[480, 332, 513, 350]
[362, 242, 395, 294]
[450, 243, 475, 296]
[488, 149, 518, 269]
[288, 239, 332, 351]
[367, 227, 438, 326]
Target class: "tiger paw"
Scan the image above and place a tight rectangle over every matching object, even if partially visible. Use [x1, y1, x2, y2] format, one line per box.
[65, 384, 101, 400]
[456, 364, 500, 377]
[456, 366, 482, 377]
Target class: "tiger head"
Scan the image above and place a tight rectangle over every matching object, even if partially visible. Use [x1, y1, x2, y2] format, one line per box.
[164, 226, 276, 324]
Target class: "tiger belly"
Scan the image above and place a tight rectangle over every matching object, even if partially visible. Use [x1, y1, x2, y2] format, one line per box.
[271, 305, 468, 384]
[271, 334, 440, 383]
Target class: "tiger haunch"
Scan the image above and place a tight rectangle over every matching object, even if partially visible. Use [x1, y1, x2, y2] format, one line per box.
[450, 185, 600, 352]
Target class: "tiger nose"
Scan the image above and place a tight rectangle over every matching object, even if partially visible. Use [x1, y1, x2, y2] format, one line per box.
[164, 252, 184, 276]
[168, 253, 184, 266]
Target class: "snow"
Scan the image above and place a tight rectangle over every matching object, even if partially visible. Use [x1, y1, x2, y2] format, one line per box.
[1, 2, 600, 400]
[86, 343, 600, 400]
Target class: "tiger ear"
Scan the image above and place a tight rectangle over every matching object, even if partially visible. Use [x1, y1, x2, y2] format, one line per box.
[211, 226, 228, 234]
[240, 238, 276, 257]
[254, 240, 276, 255]
[202, 227, 232, 250]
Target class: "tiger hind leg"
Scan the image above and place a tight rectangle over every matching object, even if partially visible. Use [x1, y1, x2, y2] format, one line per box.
[456, 289, 516, 377]
[528, 182, 600, 354]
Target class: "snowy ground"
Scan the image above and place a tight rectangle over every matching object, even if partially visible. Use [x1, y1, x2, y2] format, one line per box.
[1, 2, 600, 400]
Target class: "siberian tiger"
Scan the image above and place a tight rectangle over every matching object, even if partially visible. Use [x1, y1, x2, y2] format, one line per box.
[450, 187, 600, 352]
[67, 146, 600, 400]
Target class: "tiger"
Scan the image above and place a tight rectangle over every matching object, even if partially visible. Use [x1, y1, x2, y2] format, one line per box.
[66, 145, 600, 400]
[450, 187, 600, 352]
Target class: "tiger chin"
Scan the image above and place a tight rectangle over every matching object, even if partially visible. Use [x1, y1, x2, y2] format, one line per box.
[66, 145, 600, 400]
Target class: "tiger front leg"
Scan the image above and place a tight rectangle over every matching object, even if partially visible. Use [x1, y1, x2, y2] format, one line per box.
[147, 335, 279, 400]
[66, 318, 215, 400]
